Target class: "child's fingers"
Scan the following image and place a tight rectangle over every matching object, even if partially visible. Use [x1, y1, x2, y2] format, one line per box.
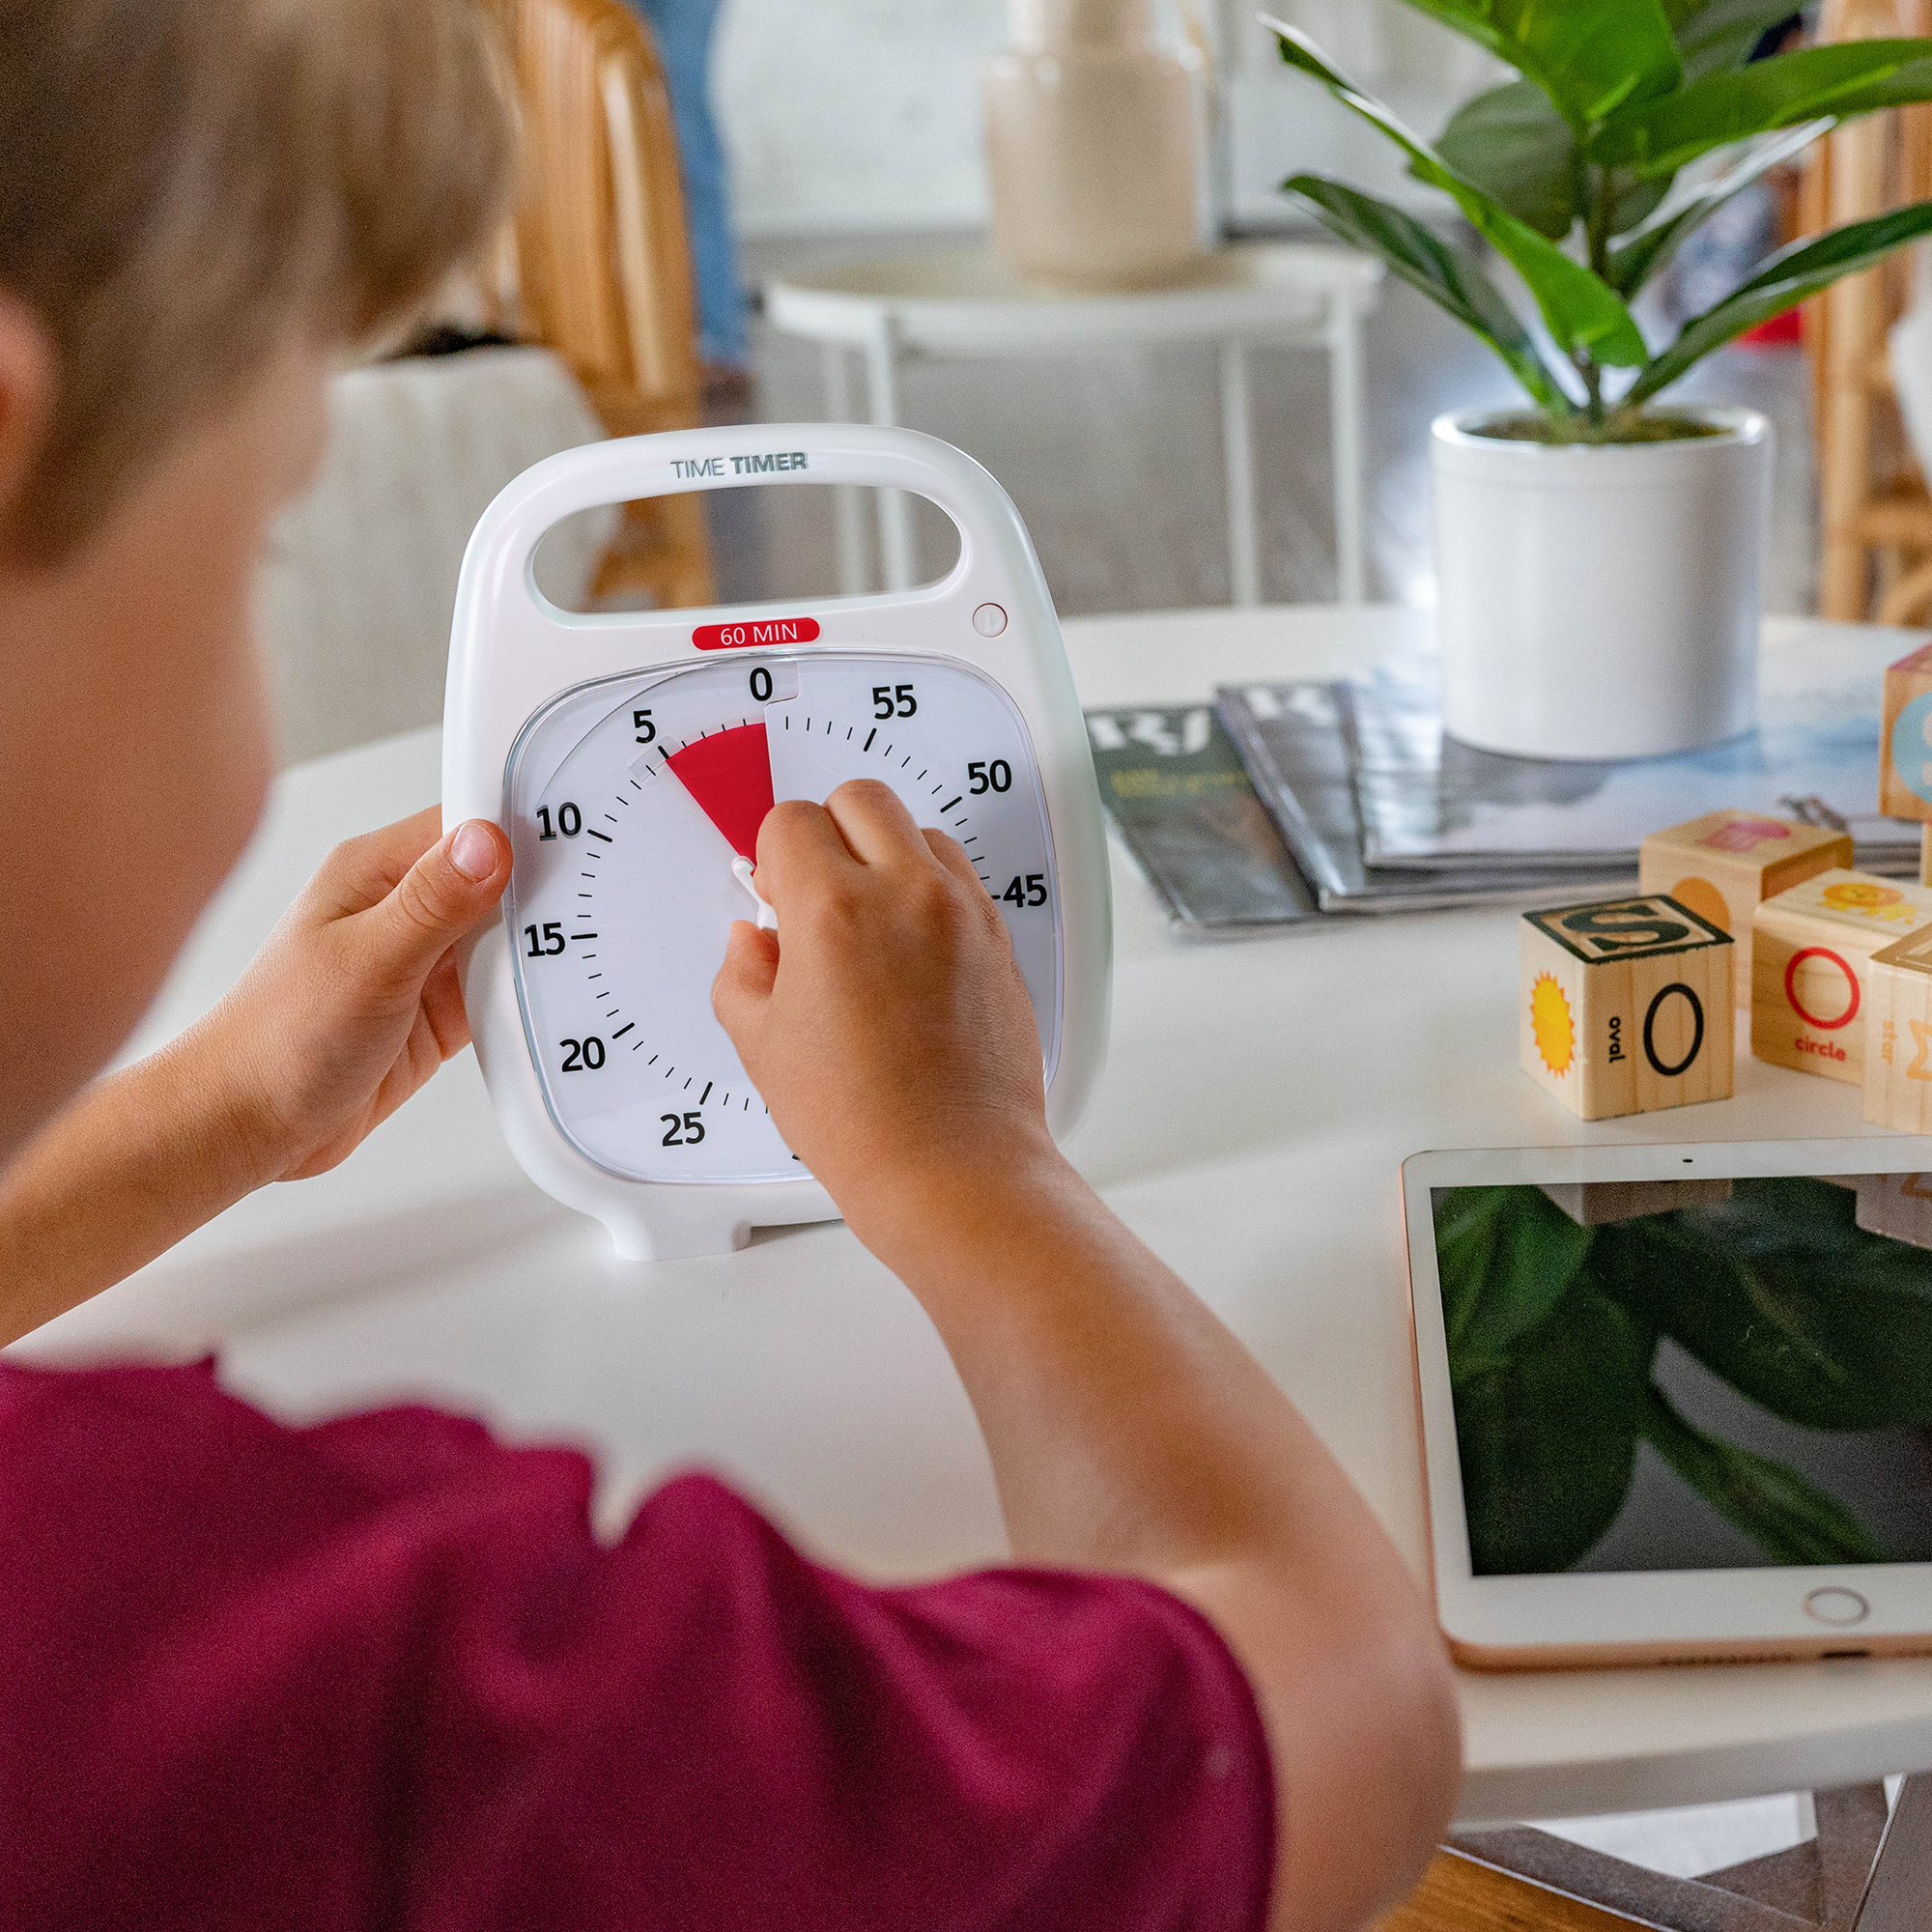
[819, 779, 928, 868]
[356, 819, 511, 992]
[753, 798, 862, 909]
[712, 921, 781, 1037]
[305, 806, 447, 921]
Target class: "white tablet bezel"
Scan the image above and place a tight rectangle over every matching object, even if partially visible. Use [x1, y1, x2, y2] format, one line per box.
[1402, 1139, 1932, 1669]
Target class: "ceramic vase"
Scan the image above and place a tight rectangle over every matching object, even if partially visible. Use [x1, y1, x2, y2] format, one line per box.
[1431, 407, 1774, 760]
[983, 0, 1208, 291]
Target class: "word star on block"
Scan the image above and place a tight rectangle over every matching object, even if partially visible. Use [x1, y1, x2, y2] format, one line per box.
[1753, 869, 1932, 1084]
[1520, 895, 1734, 1121]
[1863, 926, 1932, 1131]
[1637, 810, 1852, 1000]
[1881, 640, 1932, 884]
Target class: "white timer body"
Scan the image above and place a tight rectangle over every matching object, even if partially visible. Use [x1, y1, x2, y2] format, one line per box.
[443, 424, 1112, 1260]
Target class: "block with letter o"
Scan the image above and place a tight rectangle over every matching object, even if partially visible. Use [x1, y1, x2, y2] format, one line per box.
[1519, 894, 1734, 1121]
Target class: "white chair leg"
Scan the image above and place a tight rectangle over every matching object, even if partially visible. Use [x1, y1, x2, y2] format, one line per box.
[1219, 338, 1260, 608]
[820, 343, 870, 596]
[1853, 1774, 1932, 1931]
[864, 317, 916, 591]
[1328, 296, 1367, 606]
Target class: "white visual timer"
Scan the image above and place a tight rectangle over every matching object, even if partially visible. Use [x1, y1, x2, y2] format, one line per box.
[443, 425, 1111, 1261]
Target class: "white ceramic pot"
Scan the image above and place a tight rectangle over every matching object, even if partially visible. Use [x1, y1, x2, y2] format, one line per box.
[1432, 407, 1773, 760]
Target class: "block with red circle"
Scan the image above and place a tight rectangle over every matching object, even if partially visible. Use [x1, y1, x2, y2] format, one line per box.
[1637, 809, 1852, 1005]
[1751, 869, 1932, 1086]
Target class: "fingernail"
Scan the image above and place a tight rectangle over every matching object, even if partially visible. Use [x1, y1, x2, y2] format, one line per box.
[450, 821, 498, 881]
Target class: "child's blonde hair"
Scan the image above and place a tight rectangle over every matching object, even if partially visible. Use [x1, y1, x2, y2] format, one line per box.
[0, 0, 512, 557]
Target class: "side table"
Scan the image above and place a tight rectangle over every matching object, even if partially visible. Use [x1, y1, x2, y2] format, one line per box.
[763, 242, 1383, 607]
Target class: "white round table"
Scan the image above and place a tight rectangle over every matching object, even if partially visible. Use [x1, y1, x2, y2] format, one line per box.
[763, 244, 1383, 608]
[25, 603, 1932, 1827]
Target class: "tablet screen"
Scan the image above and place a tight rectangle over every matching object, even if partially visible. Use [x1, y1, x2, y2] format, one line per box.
[1429, 1175, 1932, 1577]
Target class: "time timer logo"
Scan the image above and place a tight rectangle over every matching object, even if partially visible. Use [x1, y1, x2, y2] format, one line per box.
[1529, 974, 1575, 1076]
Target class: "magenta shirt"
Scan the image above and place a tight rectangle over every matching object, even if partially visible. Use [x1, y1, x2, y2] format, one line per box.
[0, 1359, 1273, 1929]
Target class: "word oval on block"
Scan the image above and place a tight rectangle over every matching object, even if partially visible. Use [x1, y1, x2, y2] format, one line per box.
[1637, 808, 1852, 1004]
[1752, 868, 1932, 1086]
[1520, 894, 1734, 1121]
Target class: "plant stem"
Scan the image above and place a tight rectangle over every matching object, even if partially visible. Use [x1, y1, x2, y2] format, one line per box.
[1580, 160, 1614, 430]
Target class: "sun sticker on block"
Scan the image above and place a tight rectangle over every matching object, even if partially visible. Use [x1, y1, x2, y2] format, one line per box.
[1636, 809, 1852, 1003]
[1751, 869, 1932, 1085]
[1520, 895, 1734, 1121]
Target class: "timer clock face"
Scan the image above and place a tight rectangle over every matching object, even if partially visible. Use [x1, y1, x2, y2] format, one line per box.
[504, 649, 1060, 1183]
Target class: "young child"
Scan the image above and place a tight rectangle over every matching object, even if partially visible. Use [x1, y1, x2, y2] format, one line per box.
[0, 2, 1459, 1926]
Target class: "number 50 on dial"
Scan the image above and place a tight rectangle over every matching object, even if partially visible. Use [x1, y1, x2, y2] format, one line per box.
[444, 425, 1111, 1261]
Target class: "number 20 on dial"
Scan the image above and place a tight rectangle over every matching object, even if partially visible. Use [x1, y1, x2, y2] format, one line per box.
[443, 425, 1112, 1261]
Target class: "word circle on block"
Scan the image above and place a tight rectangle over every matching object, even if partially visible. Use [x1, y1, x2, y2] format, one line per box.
[1520, 895, 1734, 1121]
[1751, 868, 1932, 1085]
[1863, 925, 1932, 1131]
[1636, 809, 1851, 1001]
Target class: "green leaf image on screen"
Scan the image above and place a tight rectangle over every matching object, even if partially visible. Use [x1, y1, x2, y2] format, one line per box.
[1432, 1179, 1932, 1576]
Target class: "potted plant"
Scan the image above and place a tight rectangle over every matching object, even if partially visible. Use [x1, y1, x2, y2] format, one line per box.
[1265, 5, 1932, 759]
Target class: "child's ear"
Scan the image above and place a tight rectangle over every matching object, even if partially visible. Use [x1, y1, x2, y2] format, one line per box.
[0, 290, 58, 559]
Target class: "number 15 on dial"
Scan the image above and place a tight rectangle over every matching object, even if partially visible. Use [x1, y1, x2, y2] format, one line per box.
[444, 425, 1111, 1261]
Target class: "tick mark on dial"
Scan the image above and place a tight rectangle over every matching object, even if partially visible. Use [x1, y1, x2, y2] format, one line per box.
[863, 728, 876, 752]
[684, 1076, 694, 1091]
[941, 794, 961, 811]
[587, 972, 603, 981]
[612, 1022, 635, 1039]
[573, 932, 597, 940]
[647, 1055, 658, 1066]
[699, 1081, 713, 1104]
[589, 828, 611, 841]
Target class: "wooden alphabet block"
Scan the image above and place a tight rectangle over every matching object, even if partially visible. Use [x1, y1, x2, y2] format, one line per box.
[1853, 1171, 1932, 1248]
[1637, 810, 1852, 999]
[1752, 869, 1932, 1085]
[1520, 895, 1734, 1121]
[1862, 924, 1932, 1130]
[1880, 640, 1932, 885]
[1538, 1179, 1733, 1227]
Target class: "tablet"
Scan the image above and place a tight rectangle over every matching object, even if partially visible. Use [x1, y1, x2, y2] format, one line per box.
[1402, 1140, 1932, 1669]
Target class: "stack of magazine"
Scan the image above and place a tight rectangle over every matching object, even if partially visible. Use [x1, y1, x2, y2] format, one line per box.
[1086, 652, 1919, 937]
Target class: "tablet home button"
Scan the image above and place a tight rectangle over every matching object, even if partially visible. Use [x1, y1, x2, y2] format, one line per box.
[1804, 1587, 1870, 1627]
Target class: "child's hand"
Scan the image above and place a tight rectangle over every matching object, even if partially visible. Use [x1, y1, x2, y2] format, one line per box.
[712, 781, 1052, 1234]
[191, 806, 511, 1181]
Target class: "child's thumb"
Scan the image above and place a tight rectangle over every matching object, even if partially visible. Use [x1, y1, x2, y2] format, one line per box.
[365, 819, 512, 985]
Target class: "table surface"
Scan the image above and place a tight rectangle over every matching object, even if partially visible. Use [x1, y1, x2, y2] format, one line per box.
[763, 242, 1383, 350]
[24, 603, 1932, 1825]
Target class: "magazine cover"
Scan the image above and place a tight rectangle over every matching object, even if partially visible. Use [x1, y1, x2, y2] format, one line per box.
[1347, 630, 1922, 873]
[1084, 705, 1318, 932]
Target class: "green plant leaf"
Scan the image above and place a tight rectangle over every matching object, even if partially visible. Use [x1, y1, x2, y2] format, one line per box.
[1641, 1387, 1890, 1564]
[1391, 0, 1682, 131]
[1605, 118, 1831, 298]
[1434, 1184, 1596, 1374]
[1593, 40, 1932, 176]
[1626, 201, 1932, 403]
[1452, 1283, 1655, 1576]
[1590, 1176, 1932, 1426]
[1268, 22, 1649, 368]
[1434, 80, 1582, 240]
[1284, 177, 1572, 410]
[1675, 0, 1812, 81]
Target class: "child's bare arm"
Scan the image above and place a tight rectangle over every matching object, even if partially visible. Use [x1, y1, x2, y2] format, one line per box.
[715, 781, 1461, 1932]
[0, 809, 510, 1344]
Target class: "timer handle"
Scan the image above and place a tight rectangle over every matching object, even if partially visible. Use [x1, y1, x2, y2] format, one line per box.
[456, 422, 1041, 625]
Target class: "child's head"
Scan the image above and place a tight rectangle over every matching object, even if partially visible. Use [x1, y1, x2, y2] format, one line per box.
[0, 0, 511, 1160]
